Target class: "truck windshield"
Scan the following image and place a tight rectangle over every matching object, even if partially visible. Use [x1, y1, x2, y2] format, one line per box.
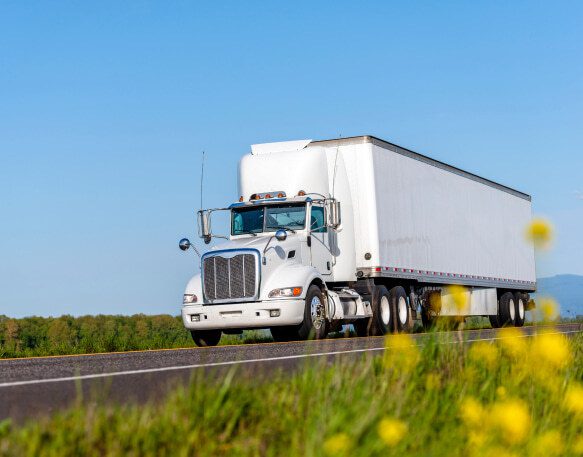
[231, 204, 306, 236]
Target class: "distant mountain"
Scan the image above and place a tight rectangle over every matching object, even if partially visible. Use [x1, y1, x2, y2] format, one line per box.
[536, 274, 583, 318]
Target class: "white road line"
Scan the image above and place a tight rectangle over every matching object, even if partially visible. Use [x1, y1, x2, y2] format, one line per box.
[0, 330, 580, 389]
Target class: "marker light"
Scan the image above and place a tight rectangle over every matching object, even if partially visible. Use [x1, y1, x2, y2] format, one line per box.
[265, 193, 272, 199]
[239, 196, 244, 202]
[297, 190, 306, 196]
[277, 192, 285, 198]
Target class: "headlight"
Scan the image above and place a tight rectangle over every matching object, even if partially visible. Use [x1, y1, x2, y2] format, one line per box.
[268, 287, 303, 298]
[183, 294, 198, 304]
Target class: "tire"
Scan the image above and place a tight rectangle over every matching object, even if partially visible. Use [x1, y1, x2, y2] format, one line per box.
[497, 292, 516, 327]
[354, 285, 394, 336]
[297, 285, 328, 340]
[392, 286, 413, 333]
[513, 292, 526, 327]
[270, 326, 299, 342]
[190, 330, 221, 347]
[489, 315, 501, 328]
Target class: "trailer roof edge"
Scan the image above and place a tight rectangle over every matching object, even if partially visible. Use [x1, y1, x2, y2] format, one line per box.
[310, 135, 532, 202]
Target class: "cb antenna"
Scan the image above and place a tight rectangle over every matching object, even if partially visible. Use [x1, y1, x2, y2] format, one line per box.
[200, 150, 205, 210]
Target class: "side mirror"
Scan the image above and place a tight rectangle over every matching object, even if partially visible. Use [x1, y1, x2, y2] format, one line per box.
[327, 199, 341, 228]
[179, 238, 191, 251]
[275, 229, 287, 242]
[198, 210, 212, 245]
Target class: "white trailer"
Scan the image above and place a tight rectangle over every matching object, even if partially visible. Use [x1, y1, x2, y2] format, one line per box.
[179, 136, 536, 346]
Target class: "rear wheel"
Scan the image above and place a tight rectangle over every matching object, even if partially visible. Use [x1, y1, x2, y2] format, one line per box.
[497, 292, 516, 327]
[514, 292, 526, 327]
[392, 286, 413, 333]
[190, 330, 222, 347]
[354, 285, 394, 336]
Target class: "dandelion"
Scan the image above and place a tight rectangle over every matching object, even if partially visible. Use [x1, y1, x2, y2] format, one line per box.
[377, 417, 408, 447]
[497, 327, 527, 358]
[530, 331, 571, 370]
[525, 218, 553, 249]
[564, 383, 583, 416]
[537, 297, 560, 321]
[445, 285, 469, 313]
[459, 397, 484, 427]
[496, 386, 507, 399]
[468, 341, 498, 368]
[531, 430, 563, 457]
[490, 399, 531, 444]
[323, 433, 351, 455]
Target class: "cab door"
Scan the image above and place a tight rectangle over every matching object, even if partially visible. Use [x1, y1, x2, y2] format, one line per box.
[309, 204, 333, 276]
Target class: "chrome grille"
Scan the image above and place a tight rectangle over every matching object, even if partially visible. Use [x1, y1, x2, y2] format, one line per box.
[203, 252, 257, 302]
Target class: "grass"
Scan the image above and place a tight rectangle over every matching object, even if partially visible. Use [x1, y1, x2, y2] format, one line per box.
[0, 326, 581, 456]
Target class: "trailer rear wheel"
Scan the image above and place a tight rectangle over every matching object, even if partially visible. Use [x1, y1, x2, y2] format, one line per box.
[497, 292, 516, 327]
[392, 286, 413, 333]
[354, 285, 393, 336]
[190, 330, 222, 347]
[514, 293, 526, 327]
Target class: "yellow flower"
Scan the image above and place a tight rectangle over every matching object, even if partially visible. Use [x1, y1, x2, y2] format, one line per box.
[384, 334, 419, 373]
[564, 383, 583, 416]
[530, 331, 572, 370]
[468, 341, 498, 368]
[496, 386, 507, 399]
[467, 430, 487, 447]
[490, 399, 531, 444]
[525, 218, 553, 249]
[531, 430, 563, 457]
[497, 327, 527, 358]
[460, 397, 484, 427]
[573, 436, 583, 455]
[377, 417, 408, 447]
[537, 297, 560, 321]
[323, 433, 351, 455]
[446, 284, 470, 313]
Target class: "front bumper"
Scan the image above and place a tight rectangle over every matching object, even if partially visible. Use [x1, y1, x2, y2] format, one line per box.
[181, 299, 305, 330]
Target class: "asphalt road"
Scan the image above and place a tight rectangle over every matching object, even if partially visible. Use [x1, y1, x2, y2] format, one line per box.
[1, 323, 581, 423]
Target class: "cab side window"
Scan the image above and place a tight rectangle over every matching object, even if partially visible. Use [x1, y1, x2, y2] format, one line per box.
[310, 206, 327, 233]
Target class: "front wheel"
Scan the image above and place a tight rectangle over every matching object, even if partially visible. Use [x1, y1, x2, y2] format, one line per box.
[297, 285, 328, 340]
[190, 330, 222, 347]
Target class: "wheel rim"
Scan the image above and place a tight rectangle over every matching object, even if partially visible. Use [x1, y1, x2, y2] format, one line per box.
[398, 296, 408, 325]
[380, 296, 391, 325]
[518, 299, 525, 320]
[509, 298, 515, 321]
[311, 296, 325, 330]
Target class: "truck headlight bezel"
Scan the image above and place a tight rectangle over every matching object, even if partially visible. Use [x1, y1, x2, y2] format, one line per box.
[268, 287, 303, 299]
[183, 294, 198, 304]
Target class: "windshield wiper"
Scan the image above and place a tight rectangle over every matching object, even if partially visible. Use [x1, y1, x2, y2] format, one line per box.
[270, 226, 297, 233]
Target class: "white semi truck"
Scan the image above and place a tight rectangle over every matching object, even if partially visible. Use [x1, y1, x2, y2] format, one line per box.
[179, 136, 536, 346]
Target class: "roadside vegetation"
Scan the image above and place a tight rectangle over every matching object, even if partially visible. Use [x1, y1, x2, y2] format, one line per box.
[0, 326, 581, 456]
[0, 314, 270, 358]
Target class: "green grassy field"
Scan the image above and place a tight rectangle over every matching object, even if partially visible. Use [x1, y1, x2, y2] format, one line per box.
[0, 314, 273, 358]
[1, 327, 581, 456]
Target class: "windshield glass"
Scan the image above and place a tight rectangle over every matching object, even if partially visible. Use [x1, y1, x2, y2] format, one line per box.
[231, 204, 306, 236]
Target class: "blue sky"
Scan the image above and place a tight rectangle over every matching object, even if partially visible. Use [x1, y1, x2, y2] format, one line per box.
[1, 1, 582, 317]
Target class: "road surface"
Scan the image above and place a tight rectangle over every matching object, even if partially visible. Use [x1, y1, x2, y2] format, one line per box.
[1, 323, 581, 422]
